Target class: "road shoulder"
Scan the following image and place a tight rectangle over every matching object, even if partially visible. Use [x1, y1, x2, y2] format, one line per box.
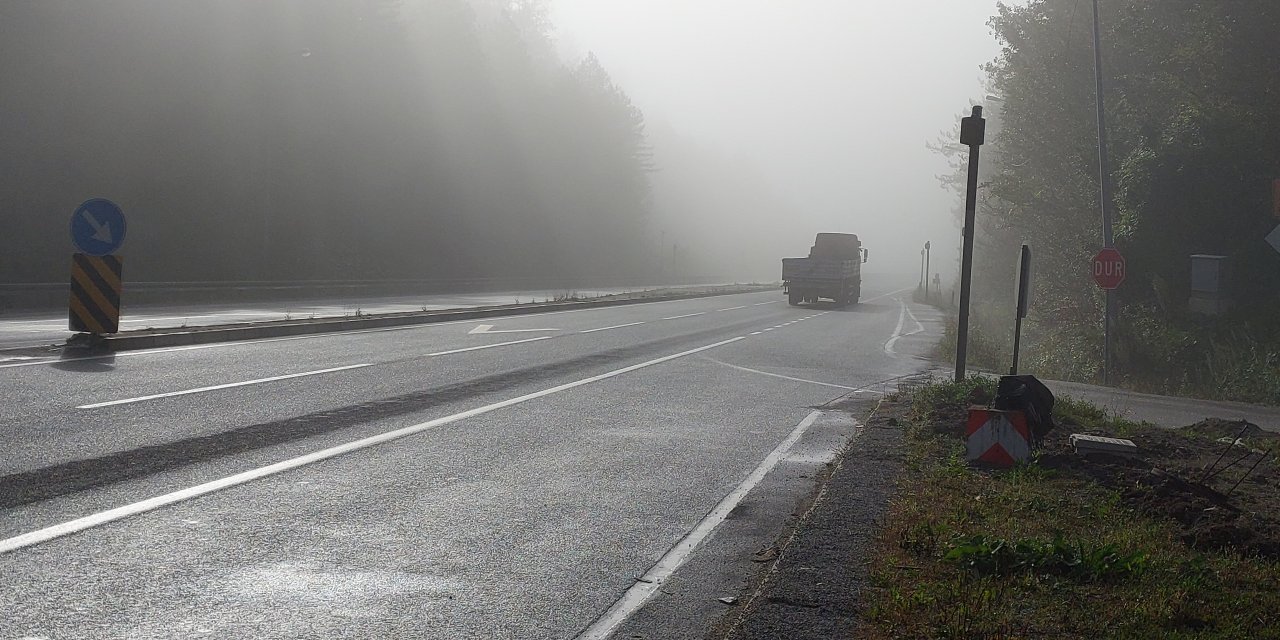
[706, 396, 907, 639]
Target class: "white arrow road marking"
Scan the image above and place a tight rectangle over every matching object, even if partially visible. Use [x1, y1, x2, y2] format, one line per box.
[468, 324, 559, 334]
[80, 209, 113, 243]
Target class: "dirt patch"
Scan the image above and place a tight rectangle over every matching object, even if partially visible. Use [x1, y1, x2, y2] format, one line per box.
[1039, 418, 1280, 558]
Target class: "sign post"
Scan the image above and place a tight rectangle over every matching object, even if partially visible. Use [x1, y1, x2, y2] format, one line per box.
[68, 199, 126, 336]
[1092, 247, 1126, 290]
[1090, 0, 1118, 385]
[1272, 178, 1280, 219]
[954, 105, 986, 383]
[1010, 245, 1032, 375]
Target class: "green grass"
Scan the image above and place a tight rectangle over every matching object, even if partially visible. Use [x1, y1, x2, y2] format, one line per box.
[859, 379, 1280, 639]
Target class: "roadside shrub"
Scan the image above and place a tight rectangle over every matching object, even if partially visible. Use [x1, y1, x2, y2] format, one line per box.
[943, 533, 1149, 583]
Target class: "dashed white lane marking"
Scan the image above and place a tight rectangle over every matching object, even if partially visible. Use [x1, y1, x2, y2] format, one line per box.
[717, 306, 747, 311]
[468, 324, 559, 334]
[577, 410, 834, 640]
[579, 322, 645, 334]
[884, 297, 925, 357]
[0, 336, 746, 555]
[749, 332, 762, 335]
[77, 364, 373, 409]
[752, 301, 777, 306]
[78, 336, 553, 408]
[425, 336, 552, 356]
[703, 357, 858, 390]
[661, 312, 706, 320]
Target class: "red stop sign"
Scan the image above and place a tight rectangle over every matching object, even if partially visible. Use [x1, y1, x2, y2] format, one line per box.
[1092, 247, 1125, 289]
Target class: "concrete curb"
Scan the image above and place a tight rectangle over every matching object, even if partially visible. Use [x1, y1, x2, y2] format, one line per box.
[39, 285, 777, 354]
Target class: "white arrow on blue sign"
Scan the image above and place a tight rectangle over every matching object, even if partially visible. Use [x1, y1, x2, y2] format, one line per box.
[70, 199, 127, 256]
[1266, 224, 1280, 255]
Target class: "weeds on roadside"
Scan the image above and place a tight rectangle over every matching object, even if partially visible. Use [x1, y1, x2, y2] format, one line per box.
[859, 380, 1280, 639]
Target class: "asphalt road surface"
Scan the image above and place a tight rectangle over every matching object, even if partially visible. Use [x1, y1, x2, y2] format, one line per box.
[0, 286, 721, 350]
[0, 282, 941, 639]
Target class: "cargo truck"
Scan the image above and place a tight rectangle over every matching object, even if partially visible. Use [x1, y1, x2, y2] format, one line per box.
[782, 233, 868, 306]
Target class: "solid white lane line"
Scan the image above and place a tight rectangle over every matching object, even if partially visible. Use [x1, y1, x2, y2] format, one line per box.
[77, 364, 373, 409]
[661, 312, 706, 320]
[884, 297, 925, 357]
[579, 322, 645, 334]
[884, 297, 908, 356]
[577, 410, 830, 640]
[425, 336, 552, 356]
[717, 306, 747, 311]
[862, 286, 915, 304]
[904, 302, 925, 336]
[703, 358, 858, 390]
[0, 336, 745, 555]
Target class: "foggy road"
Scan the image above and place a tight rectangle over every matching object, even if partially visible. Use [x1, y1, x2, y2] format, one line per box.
[1, 284, 942, 639]
[0, 286, 734, 351]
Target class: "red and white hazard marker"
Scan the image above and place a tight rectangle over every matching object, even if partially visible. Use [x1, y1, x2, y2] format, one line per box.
[965, 408, 1032, 467]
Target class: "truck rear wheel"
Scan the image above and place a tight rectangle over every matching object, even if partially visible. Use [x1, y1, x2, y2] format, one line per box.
[788, 291, 802, 306]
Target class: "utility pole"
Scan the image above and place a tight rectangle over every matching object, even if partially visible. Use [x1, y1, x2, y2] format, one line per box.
[1091, 0, 1117, 384]
[955, 105, 986, 382]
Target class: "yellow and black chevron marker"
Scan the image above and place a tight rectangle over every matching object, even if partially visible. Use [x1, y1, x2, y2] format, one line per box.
[69, 253, 123, 334]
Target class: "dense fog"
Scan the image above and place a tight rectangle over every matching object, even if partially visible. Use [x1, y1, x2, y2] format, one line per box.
[0, 1, 996, 285]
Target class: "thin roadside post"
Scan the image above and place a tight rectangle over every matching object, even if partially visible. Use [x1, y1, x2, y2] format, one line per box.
[1091, 0, 1117, 384]
[1011, 244, 1032, 374]
[955, 105, 986, 382]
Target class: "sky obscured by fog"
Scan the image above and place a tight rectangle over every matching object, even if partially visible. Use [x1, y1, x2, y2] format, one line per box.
[551, 0, 1003, 278]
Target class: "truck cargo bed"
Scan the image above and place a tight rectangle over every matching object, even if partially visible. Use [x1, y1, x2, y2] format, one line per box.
[781, 257, 859, 281]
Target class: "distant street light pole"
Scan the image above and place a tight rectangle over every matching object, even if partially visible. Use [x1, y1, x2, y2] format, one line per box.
[920, 249, 926, 289]
[955, 105, 986, 382]
[924, 241, 932, 299]
[1091, 0, 1118, 385]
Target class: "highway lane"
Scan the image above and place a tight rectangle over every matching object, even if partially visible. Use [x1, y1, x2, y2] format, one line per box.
[0, 282, 939, 638]
[0, 285, 735, 350]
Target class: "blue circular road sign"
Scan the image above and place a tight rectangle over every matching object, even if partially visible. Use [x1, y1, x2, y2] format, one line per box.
[70, 198, 126, 256]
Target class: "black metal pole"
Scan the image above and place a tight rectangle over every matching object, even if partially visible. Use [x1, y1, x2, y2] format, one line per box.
[924, 241, 931, 299]
[1011, 244, 1031, 375]
[955, 105, 986, 382]
[920, 249, 926, 289]
[1091, 0, 1117, 384]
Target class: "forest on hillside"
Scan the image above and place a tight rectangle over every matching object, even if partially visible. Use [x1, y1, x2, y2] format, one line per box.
[0, 1, 667, 284]
[940, 0, 1280, 401]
